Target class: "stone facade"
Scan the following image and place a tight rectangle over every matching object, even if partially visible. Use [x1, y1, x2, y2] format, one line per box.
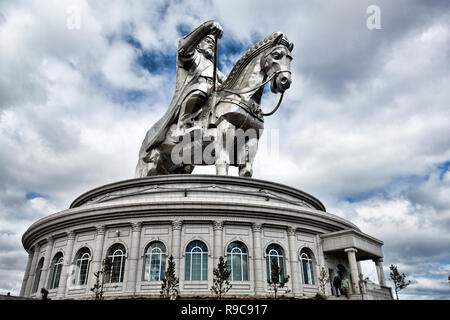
[21, 175, 392, 299]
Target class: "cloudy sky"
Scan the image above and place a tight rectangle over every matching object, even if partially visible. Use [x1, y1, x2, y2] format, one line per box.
[0, 0, 449, 299]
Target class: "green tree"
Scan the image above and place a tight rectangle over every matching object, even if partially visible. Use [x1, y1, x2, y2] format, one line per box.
[317, 267, 329, 297]
[267, 258, 289, 299]
[389, 264, 411, 300]
[160, 255, 179, 300]
[90, 257, 112, 300]
[210, 256, 232, 299]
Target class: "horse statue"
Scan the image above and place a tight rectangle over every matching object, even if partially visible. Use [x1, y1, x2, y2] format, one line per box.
[135, 32, 293, 177]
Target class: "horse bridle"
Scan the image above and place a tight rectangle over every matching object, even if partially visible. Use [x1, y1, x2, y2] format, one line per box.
[218, 69, 290, 116]
[215, 44, 291, 116]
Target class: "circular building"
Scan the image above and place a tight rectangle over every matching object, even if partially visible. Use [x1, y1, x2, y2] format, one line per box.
[20, 175, 392, 299]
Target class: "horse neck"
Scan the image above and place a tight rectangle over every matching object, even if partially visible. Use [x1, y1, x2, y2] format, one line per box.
[230, 55, 266, 100]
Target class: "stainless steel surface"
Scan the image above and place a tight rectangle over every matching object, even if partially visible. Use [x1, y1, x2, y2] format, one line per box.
[135, 22, 294, 178]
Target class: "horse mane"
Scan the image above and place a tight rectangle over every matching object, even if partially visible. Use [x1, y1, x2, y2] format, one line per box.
[219, 32, 290, 90]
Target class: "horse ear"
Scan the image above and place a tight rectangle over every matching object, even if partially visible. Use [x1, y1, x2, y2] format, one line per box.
[273, 34, 283, 46]
[289, 42, 294, 52]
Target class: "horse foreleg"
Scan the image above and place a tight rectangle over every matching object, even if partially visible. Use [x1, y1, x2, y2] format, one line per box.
[215, 120, 232, 175]
[238, 137, 258, 177]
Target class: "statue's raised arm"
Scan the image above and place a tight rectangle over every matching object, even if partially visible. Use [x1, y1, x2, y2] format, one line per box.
[135, 22, 293, 178]
[178, 21, 223, 61]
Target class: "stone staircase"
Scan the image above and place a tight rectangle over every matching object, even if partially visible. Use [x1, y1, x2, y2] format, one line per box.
[327, 295, 363, 300]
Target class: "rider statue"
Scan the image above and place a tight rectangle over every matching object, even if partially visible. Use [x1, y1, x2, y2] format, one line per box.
[136, 21, 293, 178]
[136, 21, 226, 177]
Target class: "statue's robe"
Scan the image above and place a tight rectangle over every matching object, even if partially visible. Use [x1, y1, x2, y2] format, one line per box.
[136, 45, 224, 174]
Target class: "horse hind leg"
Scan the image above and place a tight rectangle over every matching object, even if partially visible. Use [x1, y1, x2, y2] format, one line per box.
[135, 150, 154, 178]
[174, 164, 194, 174]
[135, 148, 167, 177]
[135, 157, 158, 177]
[135, 159, 148, 178]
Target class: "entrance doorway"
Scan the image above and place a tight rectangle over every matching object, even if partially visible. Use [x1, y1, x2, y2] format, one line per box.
[337, 264, 347, 278]
[328, 268, 335, 295]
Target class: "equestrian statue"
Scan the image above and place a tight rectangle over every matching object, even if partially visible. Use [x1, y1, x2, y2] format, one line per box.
[135, 21, 293, 178]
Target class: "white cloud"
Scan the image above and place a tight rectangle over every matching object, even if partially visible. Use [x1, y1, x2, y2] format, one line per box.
[0, 0, 448, 299]
[101, 41, 166, 90]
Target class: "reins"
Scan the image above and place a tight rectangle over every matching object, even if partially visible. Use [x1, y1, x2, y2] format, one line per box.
[218, 70, 290, 117]
[219, 70, 291, 95]
[212, 35, 290, 118]
[261, 92, 284, 116]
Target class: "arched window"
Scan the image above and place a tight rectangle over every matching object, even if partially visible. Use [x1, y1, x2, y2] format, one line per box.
[143, 242, 167, 281]
[32, 258, 44, 293]
[300, 248, 315, 285]
[226, 241, 248, 281]
[105, 243, 126, 283]
[74, 247, 91, 285]
[265, 244, 286, 282]
[48, 252, 64, 289]
[185, 240, 208, 281]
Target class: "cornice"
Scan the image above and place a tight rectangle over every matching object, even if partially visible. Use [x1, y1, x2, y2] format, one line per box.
[22, 200, 357, 251]
[320, 228, 384, 246]
[69, 175, 326, 211]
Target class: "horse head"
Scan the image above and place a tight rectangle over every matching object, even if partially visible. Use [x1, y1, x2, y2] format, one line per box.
[261, 33, 294, 94]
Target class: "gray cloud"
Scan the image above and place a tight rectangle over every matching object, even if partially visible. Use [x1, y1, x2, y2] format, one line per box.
[0, 0, 448, 299]
[0, 251, 27, 271]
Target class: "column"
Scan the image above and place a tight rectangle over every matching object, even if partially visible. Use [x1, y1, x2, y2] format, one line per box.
[126, 222, 142, 294]
[252, 223, 264, 295]
[57, 230, 76, 299]
[287, 227, 300, 296]
[88, 225, 106, 290]
[357, 261, 366, 294]
[373, 258, 386, 287]
[316, 234, 328, 295]
[38, 237, 55, 291]
[22, 247, 37, 297]
[171, 220, 183, 278]
[213, 221, 224, 268]
[24, 243, 40, 297]
[344, 248, 360, 294]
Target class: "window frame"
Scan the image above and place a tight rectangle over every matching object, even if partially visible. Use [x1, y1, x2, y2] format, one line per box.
[185, 240, 208, 281]
[48, 253, 64, 289]
[143, 241, 167, 281]
[265, 244, 286, 282]
[300, 248, 316, 285]
[226, 241, 249, 281]
[74, 248, 91, 286]
[32, 257, 44, 293]
[106, 243, 126, 283]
